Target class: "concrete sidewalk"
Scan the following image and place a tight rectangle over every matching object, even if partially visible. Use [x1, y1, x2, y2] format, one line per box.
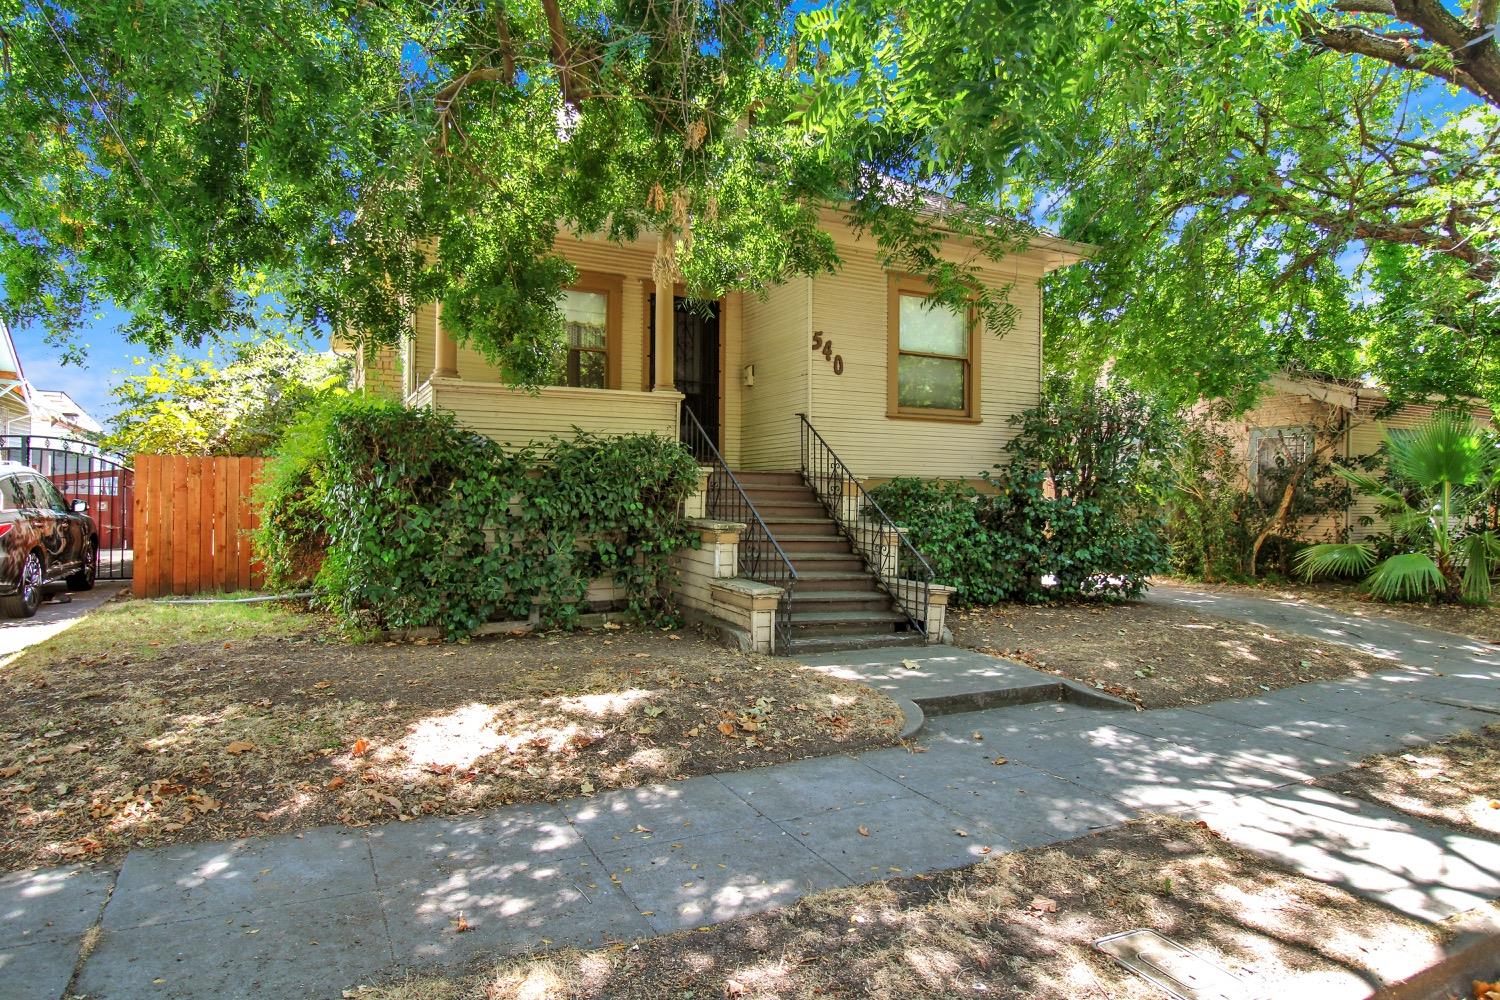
[6, 590, 1500, 999]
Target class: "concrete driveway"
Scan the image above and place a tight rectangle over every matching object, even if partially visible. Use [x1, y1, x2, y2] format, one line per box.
[0, 580, 127, 661]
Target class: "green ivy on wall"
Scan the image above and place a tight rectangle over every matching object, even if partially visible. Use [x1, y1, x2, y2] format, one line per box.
[254, 397, 700, 638]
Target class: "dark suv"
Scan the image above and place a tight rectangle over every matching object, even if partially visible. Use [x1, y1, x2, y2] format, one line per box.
[0, 461, 97, 618]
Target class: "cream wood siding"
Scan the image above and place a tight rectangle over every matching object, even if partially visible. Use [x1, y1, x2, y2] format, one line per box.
[804, 227, 1045, 479]
[739, 279, 810, 470]
[425, 381, 681, 449]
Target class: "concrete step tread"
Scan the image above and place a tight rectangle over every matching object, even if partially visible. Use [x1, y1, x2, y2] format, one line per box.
[786, 634, 927, 654]
[790, 590, 897, 603]
[789, 609, 909, 624]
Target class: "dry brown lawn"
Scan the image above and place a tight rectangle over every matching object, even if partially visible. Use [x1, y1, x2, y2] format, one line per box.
[0, 599, 900, 872]
[356, 816, 1449, 1000]
[1322, 724, 1500, 838]
[948, 601, 1400, 708]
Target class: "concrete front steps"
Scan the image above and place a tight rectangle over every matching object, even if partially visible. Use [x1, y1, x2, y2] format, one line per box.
[732, 470, 926, 655]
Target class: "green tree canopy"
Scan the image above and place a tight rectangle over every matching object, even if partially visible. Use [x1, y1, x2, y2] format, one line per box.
[10, 1, 1495, 410]
[1, 0, 1081, 383]
[101, 337, 349, 456]
[801, 0, 1499, 408]
[1023, 0, 1500, 408]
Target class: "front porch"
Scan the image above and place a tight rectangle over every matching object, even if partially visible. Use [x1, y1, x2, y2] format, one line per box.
[405, 378, 683, 446]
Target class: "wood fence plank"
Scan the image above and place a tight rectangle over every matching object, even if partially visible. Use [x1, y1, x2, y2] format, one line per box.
[133, 456, 150, 597]
[215, 455, 230, 592]
[225, 458, 242, 591]
[190, 458, 205, 593]
[145, 455, 159, 598]
[185, 457, 202, 593]
[240, 458, 258, 589]
[155, 454, 171, 598]
[196, 461, 214, 593]
[147, 455, 163, 598]
[171, 456, 189, 595]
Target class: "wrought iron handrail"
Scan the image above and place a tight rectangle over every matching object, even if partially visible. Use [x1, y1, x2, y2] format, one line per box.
[797, 413, 934, 638]
[679, 406, 798, 652]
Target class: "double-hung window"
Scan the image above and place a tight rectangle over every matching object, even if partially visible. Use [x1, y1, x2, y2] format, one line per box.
[887, 275, 979, 420]
[553, 274, 622, 389]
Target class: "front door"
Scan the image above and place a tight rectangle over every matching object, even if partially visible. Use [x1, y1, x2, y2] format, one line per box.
[650, 296, 720, 460]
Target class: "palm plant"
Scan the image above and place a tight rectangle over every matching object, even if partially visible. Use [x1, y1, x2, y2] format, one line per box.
[1296, 416, 1500, 603]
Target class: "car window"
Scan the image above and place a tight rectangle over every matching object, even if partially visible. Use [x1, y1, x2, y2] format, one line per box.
[0, 476, 21, 511]
[6, 474, 44, 510]
[38, 478, 71, 513]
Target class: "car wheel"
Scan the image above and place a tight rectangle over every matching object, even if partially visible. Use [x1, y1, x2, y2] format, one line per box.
[1, 551, 44, 619]
[66, 541, 97, 592]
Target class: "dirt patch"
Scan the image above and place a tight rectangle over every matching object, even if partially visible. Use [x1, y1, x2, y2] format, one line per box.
[1321, 724, 1500, 838]
[357, 815, 1448, 1000]
[1159, 577, 1500, 644]
[947, 601, 1400, 708]
[0, 601, 900, 872]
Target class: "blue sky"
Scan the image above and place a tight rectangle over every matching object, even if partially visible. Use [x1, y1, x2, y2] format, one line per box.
[9, 303, 332, 429]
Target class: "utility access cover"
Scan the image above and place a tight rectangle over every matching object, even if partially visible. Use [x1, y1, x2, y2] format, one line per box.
[1095, 929, 1264, 1000]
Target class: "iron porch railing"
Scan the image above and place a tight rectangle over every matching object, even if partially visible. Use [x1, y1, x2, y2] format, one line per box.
[797, 413, 934, 638]
[680, 406, 798, 652]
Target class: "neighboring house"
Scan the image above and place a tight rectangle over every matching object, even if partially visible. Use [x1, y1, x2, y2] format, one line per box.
[0, 317, 34, 435]
[30, 389, 103, 441]
[1208, 373, 1493, 543]
[347, 207, 1090, 653]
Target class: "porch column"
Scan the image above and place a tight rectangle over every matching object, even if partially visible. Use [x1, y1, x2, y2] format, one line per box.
[433, 300, 459, 379]
[652, 229, 675, 391]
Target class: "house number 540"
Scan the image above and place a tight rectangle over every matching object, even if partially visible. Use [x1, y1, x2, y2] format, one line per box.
[810, 331, 844, 375]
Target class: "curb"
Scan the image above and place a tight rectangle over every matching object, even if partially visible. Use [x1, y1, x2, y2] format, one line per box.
[893, 696, 926, 741]
[1374, 911, 1500, 999]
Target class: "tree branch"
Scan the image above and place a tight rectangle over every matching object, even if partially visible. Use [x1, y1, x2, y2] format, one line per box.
[433, 67, 508, 151]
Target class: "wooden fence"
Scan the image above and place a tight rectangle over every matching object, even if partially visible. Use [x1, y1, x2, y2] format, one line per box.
[132, 455, 267, 597]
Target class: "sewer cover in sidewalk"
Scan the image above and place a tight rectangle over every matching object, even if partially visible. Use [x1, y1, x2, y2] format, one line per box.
[1095, 929, 1264, 1000]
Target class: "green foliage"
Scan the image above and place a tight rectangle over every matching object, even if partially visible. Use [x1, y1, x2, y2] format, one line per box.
[1364, 552, 1449, 603]
[1000, 3, 1499, 409]
[103, 337, 349, 457]
[1293, 542, 1379, 581]
[1162, 408, 1356, 581]
[251, 396, 343, 591]
[253, 397, 699, 637]
[1161, 419, 1248, 582]
[1299, 416, 1500, 603]
[862, 478, 1016, 605]
[0, 0, 1072, 379]
[870, 378, 1172, 604]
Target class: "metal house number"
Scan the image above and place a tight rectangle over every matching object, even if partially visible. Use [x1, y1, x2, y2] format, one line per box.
[810, 330, 844, 375]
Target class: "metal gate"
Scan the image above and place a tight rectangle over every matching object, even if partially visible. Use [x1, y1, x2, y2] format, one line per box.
[0, 435, 133, 580]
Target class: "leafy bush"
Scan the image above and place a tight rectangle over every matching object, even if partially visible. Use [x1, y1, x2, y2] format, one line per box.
[104, 337, 349, 457]
[252, 397, 343, 589]
[1162, 420, 1247, 581]
[254, 396, 700, 637]
[863, 477, 1018, 604]
[870, 378, 1172, 604]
